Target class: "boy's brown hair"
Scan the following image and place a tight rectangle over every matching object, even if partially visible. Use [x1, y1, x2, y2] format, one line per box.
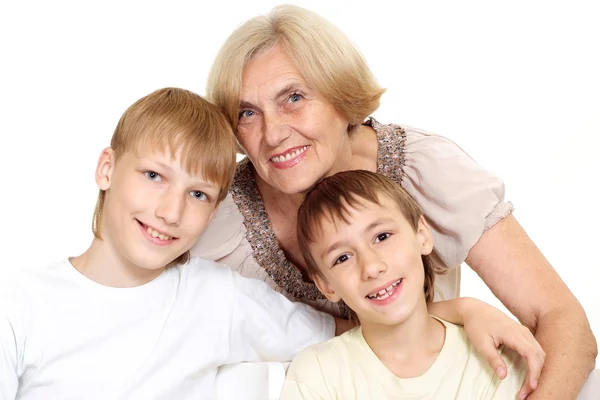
[297, 170, 445, 304]
[92, 88, 237, 266]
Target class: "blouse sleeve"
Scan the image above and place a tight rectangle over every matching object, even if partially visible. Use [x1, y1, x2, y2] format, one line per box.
[401, 126, 514, 268]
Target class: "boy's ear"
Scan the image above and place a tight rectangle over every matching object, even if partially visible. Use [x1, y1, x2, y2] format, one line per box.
[96, 148, 116, 191]
[313, 273, 342, 303]
[417, 215, 434, 255]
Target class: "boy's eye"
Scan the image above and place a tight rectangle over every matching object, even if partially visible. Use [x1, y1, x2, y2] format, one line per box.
[190, 191, 208, 201]
[145, 171, 162, 181]
[239, 109, 255, 119]
[333, 254, 351, 266]
[374, 233, 391, 243]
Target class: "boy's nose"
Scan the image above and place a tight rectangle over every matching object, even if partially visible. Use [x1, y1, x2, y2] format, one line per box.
[155, 191, 185, 226]
[360, 250, 387, 280]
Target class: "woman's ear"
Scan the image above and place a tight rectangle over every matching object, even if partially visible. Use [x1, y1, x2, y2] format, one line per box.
[95, 148, 115, 191]
[417, 215, 434, 255]
[313, 272, 342, 303]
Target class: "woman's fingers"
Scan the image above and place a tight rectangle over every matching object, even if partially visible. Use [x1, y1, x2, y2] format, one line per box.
[495, 325, 545, 399]
[498, 326, 545, 388]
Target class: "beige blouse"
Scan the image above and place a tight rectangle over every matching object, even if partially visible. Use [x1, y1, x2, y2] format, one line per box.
[191, 118, 513, 318]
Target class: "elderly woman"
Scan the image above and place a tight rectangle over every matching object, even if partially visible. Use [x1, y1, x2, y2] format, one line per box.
[193, 5, 596, 399]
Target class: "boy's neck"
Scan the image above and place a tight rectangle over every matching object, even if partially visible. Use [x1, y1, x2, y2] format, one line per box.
[70, 238, 165, 288]
[361, 300, 446, 378]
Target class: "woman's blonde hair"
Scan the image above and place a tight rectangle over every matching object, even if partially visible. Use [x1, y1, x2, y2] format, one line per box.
[297, 170, 446, 305]
[92, 88, 237, 268]
[207, 5, 385, 132]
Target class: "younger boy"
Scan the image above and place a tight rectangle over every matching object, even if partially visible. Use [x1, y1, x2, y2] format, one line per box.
[0, 88, 334, 399]
[281, 170, 527, 399]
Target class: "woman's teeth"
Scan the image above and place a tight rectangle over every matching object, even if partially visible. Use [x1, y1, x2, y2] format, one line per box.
[367, 279, 402, 300]
[146, 226, 172, 241]
[270, 146, 309, 163]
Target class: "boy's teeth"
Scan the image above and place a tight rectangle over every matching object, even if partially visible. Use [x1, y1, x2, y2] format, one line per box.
[367, 279, 402, 300]
[146, 226, 172, 241]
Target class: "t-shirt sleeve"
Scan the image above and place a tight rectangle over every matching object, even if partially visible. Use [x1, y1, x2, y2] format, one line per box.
[0, 319, 19, 398]
[228, 271, 335, 363]
[0, 275, 25, 398]
[401, 127, 513, 267]
[280, 349, 331, 400]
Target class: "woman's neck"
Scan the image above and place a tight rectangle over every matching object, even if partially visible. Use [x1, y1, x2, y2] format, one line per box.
[361, 300, 446, 378]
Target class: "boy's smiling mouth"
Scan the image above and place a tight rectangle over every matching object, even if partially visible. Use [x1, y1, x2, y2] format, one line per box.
[366, 279, 403, 301]
[136, 220, 178, 242]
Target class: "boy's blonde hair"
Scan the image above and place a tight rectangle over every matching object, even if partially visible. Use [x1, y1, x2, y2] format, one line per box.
[206, 4, 385, 133]
[297, 170, 445, 304]
[92, 87, 237, 265]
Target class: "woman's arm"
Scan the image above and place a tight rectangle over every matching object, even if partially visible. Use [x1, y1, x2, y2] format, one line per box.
[466, 214, 597, 399]
[399, 127, 596, 398]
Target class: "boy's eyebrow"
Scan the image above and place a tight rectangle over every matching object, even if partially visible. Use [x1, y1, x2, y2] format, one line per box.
[142, 159, 218, 189]
[154, 161, 173, 171]
[365, 218, 395, 232]
[320, 218, 395, 259]
[322, 240, 345, 261]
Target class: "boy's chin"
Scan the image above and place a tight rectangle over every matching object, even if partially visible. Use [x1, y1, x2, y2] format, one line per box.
[131, 254, 180, 271]
[358, 309, 412, 327]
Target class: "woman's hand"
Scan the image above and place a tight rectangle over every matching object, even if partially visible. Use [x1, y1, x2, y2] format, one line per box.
[429, 297, 545, 399]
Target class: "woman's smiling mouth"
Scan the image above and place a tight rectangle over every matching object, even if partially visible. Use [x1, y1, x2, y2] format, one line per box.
[270, 145, 309, 164]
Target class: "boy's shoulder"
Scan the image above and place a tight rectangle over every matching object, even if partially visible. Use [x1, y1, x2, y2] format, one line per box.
[180, 256, 232, 280]
[177, 257, 239, 293]
[0, 259, 70, 292]
[0, 259, 73, 320]
[289, 326, 363, 371]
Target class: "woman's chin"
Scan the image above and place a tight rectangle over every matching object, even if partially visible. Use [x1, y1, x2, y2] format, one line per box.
[270, 175, 320, 195]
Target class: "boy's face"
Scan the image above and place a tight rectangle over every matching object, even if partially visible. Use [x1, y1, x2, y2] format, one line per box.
[310, 195, 433, 327]
[96, 147, 220, 272]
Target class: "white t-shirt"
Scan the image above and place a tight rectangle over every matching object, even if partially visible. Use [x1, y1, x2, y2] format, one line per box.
[281, 318, 526, 399]
[0, 258, 334, 399]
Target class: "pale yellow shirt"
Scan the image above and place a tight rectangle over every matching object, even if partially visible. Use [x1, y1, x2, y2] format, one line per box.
[281, 318, 526, 399]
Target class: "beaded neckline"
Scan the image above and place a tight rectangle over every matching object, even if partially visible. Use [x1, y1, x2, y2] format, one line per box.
[229, 118, 407, 305]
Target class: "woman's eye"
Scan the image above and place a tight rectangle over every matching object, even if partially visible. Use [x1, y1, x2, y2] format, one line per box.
[239, 109, 255, 119]
[375, 233, 391, 243]
[334, 254, 350, 266]
[289, 93, 302, 103]
[145, 171, 162, 181]
[190, 191, 208, 201]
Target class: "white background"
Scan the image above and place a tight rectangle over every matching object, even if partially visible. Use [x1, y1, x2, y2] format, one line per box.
[1, 1, 598, 366]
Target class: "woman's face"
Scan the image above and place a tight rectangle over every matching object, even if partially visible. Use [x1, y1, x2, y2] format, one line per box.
[237, 45, 351, 195]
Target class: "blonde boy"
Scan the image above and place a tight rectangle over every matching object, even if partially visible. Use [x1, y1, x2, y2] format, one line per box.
[281, 170, 527, 399]
[0, 88, 334, 399]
